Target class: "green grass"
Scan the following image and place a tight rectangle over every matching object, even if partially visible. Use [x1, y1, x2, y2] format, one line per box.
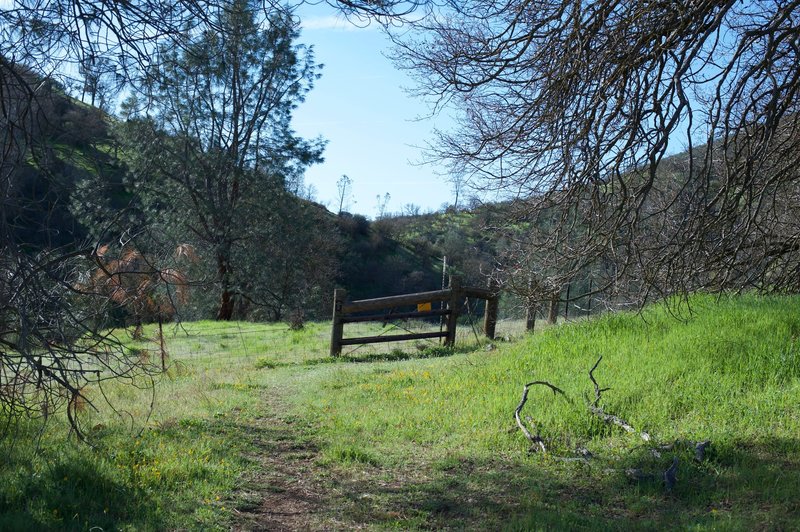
[0, 412, 248, 530]
[294, 293, 800, 529]
[1, 294, 799, 529]
[0, 319, 488, 530]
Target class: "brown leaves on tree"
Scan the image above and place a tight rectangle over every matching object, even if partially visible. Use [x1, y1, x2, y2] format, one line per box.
[84, 245, 193, 336]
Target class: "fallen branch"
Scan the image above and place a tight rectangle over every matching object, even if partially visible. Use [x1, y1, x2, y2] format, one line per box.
[588, 356, 611, 408]
[694, 440, 711, 462]
[515, 380, 566, 453]
[511, 357, 708, 494]
[587, 356, 651, 441]
[650, 439, 712, 461]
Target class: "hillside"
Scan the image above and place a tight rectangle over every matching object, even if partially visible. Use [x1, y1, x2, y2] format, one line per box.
[1, 66, 485, 315]
[2, 66, 744, 326]
[2, 69, 129, 250]
[1, 293, 798, 529]
[2, 73, 508, 320]
[334, 202, 521, 300]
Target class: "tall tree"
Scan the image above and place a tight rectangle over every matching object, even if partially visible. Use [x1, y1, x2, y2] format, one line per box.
[117, 0, 323, 320]
[0, 0, 400, 433]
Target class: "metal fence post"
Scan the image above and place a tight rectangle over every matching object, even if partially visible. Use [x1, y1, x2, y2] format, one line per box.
[445, 276, 461, 346]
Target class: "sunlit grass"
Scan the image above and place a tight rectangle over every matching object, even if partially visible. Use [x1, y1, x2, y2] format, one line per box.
[1, 294, 799, 529]
[293, 293, 800, 529]
[0, 319, 487, 530]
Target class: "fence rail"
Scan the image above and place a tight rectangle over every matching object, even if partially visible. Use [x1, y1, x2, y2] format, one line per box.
[330, 279, 499, 356]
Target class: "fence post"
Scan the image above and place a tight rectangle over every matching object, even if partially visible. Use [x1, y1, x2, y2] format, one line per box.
[445, 276, 461, 346]
[483, 278, 499, 340]
[158, 315, 167, 371]
[330, 288, 347, 357]
[587, 278, 593, 316]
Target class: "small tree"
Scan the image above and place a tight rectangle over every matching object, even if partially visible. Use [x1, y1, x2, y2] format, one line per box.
[375, 192, 391, 219]
[336, 174, 353, 214]
[85, 245, 192, 336]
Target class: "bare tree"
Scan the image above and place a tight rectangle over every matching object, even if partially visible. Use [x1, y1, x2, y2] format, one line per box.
[375, 191, 392, 219]
[384, 1, 800, 307]
[0, 226, 190, 439]
[0, 1, 251, 435]
[336, 174, 353, 214]
[402, 202, 421, 216]
[450, 169, 466, 211]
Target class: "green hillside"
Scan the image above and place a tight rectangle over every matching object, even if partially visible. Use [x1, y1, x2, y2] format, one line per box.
[334, 203, 514, 304]
[2, 71, 481, 317]
[0, 68, 521, 320]
[1, 293, 797, 529]
[4, 75, 130, 250]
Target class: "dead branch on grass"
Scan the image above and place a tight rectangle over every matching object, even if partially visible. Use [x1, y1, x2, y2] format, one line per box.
[664, 456, 679, 492]
[587, 356, 651, 441]
[514, 357, 712, 493]
[514, 380, 566, 453]
[694, 440, 711, 462]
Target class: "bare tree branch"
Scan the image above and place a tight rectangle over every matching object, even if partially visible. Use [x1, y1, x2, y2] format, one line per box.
[514, 379, 566, 452]
[389, 0, 800, 307]
[587, 356, 651, 441]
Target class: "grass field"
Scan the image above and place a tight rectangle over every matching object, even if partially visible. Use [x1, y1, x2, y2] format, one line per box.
[1, 294, 799, 530]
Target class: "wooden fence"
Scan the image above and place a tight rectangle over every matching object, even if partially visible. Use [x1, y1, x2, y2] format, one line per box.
[329, 279, 499, 356]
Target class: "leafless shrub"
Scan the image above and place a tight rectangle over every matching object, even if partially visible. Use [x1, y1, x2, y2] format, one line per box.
[0, 1, 220, 437]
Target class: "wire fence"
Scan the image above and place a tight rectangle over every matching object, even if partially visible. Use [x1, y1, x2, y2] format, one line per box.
[130, 315, 529, 373]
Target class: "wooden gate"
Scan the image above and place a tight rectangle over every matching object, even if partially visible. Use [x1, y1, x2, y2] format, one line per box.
[329, 279, 499, 356]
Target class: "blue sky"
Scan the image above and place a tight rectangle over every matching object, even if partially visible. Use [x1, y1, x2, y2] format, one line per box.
[293, 6, 455, 217]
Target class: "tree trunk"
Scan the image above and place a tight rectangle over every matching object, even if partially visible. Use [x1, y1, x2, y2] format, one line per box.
[217, 290, 235, 321]
[547, 294, 559, 325]
[525, 303, 537, 332]
[216, 247, 235, 321]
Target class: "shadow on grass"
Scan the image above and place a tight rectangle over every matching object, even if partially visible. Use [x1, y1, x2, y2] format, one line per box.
[0, 448, 164, 531]
[341, 344, 479, 364]
[0, 414, 255, 531]
[302, 344, 479, 366]
[317, 437, 800, 530]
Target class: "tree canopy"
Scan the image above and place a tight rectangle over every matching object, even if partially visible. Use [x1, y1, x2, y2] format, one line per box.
[0, 0, 329, 432]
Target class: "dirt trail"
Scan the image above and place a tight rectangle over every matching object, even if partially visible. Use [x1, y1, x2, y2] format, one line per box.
[231, 390, 335, 531]
[227, 374, 519, 531]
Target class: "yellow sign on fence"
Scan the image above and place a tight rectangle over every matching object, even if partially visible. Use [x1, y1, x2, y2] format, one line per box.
[417, 302, 432, 312]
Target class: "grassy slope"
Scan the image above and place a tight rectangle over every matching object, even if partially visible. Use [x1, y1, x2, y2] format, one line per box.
[0, 294, 798, 530]
[294, 293, 800, 529]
